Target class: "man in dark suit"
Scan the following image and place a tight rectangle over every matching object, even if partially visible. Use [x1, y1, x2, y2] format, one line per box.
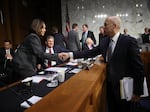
[0, 39, 14, 84]
[141, 27, 149, 43]
[60, 16, 145, 112]
[99, 26, 107, 44]
[39, 35, 69, 69]
[81, 24, 96, 50]
[51, 26, 66, 48]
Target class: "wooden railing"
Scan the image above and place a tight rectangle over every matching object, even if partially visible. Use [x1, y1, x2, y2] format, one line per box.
[25, 64, 106, 112]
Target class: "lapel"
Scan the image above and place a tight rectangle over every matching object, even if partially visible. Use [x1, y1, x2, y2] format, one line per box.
[2, 48, 6, 54]
[111, 34, 122, 58]
[103, 37, 110, 61]
[2, 48, 7, 55]
[53, 46, 57, 53]
[10, 48, 14, 55]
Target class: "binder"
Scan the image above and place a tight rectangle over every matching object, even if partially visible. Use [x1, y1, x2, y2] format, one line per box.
[120, 77, 149, 101]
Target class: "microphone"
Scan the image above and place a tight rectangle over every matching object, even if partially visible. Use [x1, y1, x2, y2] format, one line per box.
[82, 63, 94, 70]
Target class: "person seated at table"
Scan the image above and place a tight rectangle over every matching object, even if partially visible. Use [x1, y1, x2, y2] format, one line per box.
[39, 35, 70, 69]
[83, 37, 95, 51]
[0, 39, 14, 84]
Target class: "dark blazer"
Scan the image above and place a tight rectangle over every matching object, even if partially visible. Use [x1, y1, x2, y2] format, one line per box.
[99, 33, 107, 44]
[13, 33, 58, 79]
[141, 33, 149, 43]
[74, 34, 144, 95]
[52, 33, 66, 48]
[81, 31, 96, 45]
[0, 47, 14, 73]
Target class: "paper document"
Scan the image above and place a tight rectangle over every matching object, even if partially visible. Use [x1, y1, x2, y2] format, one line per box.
[141, 77, 149, 97]
[20, 96, 42, 108]
[66, 61, 78, 66]
[45, 67, 67, 72]
[120, 77, 149, 101]
[32, 75, 46, 83]
[69, 68, 82, 74]
[32, 74, 58, 83]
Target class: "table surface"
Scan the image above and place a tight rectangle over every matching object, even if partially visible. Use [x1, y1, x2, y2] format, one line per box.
[0, 69, 75, 112]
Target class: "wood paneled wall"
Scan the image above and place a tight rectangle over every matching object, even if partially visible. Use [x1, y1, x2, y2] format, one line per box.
[0, 0, 61, 49]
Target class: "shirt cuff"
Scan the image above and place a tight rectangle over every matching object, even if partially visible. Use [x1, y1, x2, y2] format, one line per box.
[69, 52, 74, 59]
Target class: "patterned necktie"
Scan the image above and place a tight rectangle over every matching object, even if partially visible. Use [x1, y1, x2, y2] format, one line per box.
[48, 48, 51, 67]
[82, 32, 87, 44]
[107, 39, 113, 62]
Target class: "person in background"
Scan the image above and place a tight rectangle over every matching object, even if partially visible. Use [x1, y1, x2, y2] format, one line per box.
[67, 23, 81, 51]
[83, 37, 95, 50]
[13, 19, 62, 80]
[51, 26, 66, 48]
[148, 28, 150, 43]
[141, 27, 149, 43]
[0, 39, 14, 84]
[60, 16, 145, 112]
[40, 35, 69, 69]
[99, 26, 106, 44]
[123, 28, 130, 36]
[81, 24, 96, 50]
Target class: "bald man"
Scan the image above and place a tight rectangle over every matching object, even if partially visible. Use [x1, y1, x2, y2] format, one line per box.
[60, 16, 145, 112]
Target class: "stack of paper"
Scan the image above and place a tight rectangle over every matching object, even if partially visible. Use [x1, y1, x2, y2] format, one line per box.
[32, 74, 58, 83]
[20, 96, 42, 108]
[69, 68, 82, 74]
[120, 77, 149, 101]
[45, 67, 68, 72]
[120, 77, 133, 101]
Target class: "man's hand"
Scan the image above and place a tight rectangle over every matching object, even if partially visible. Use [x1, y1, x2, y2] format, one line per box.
[5, 54, 13, 60]
[58, 52, 70, 61]
[131, 94, 141, 102]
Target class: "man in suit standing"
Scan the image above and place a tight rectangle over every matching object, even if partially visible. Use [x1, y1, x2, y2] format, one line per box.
[81, 24, 96, 50]
[99, 26, 106, 44]
[0, 39, 14, 84]
[60, 16, 145, 112]
[51, 26, 66, 48]
[141, 27, 149, 44]
[67, 23, 81, 51]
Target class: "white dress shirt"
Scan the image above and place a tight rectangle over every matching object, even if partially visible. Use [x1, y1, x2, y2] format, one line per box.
[45, 47, 56, 67]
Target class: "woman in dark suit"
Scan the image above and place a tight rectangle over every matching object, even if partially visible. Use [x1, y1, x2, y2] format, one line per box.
[13, 19, 60, 80]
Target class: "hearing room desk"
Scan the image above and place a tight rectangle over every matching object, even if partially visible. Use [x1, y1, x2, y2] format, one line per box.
[25, 64, 106, 112]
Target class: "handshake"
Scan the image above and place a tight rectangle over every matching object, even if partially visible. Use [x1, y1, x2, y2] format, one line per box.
[58, 52, 71, 61]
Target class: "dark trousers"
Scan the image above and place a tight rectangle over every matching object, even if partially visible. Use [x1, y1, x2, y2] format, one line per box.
[106, 80, 131, 112]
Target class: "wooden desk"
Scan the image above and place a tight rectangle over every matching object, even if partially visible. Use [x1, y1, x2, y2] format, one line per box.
[25, 64, 106, 112]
